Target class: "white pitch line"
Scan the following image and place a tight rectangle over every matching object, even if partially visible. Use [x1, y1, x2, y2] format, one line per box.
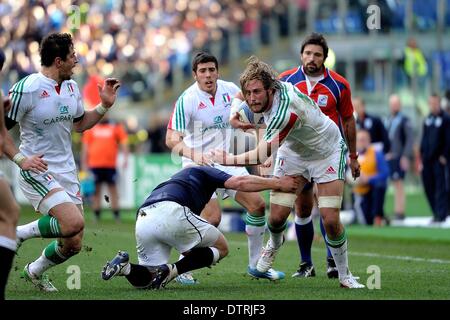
[344, 251, 450, 265]
[227, 240, 450, 265]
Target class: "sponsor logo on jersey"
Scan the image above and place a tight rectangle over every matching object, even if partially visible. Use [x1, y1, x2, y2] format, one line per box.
[213, 115, 223, 124]
[197, 102, 207, 110]
[40, 90, 50, 99]
[317, 94, 328, 107]
[43, 114, 74, 125]
[59, 105, 69, 114]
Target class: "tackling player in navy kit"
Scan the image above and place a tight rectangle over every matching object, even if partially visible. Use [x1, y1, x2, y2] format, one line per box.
[101, 166, 299, 289]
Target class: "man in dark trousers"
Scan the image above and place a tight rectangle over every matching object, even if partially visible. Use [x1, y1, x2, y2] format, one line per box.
[385, 94, 414, 221]
[420, 93, 450, 223]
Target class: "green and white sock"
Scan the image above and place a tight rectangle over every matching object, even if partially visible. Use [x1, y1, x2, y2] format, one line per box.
[325, 230, 349, 279]
[38, 216, 62, 237]
[244, 213, 266, 269]
[17, 216, 62, 241]
[29, 241, 68, 276]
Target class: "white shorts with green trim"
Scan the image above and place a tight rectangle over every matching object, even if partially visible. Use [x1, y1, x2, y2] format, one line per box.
[273, 140, 347, 183]
[135, 201, 221, 266]
[18, 169, 82, 213]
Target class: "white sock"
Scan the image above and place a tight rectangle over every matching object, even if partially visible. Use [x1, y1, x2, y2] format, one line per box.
[328, 240, 349, 280]
[28, 254, 56, 277]
[168, 264, 178, 281]
[121, 263, 131, 276]
[295, 215, 312, 225]
[269, 231, 284, 249]
[210, 247, 220, 265]
[0, 235, 17, 252]
[245, 225, 265, 268]
[17, 220, 41, 240]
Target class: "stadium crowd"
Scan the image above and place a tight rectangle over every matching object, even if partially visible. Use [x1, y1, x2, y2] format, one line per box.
[0, 0, 292, 100]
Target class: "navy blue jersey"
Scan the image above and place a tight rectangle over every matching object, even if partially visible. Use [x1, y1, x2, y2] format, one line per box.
[139, 166, 232, 216]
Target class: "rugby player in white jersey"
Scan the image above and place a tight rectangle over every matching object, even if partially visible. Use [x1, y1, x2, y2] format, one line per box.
[212, 57, 364, 288]
[166, 52, 284, 283]
[2, 33, 120, 292]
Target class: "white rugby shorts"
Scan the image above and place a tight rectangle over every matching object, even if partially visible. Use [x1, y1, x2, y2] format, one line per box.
[135, 201, 221, 266]
[18, 169, 82, 213]
[273, 140, 347, 183]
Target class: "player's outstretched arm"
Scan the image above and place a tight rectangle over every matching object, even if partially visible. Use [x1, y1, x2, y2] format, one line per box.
[224, 175, 300, 193]
[211, 137, 274, 167]
[166, 128, 213, 166]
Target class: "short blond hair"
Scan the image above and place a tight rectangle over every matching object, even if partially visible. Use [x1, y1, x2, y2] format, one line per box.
[239, 56, 281, 93]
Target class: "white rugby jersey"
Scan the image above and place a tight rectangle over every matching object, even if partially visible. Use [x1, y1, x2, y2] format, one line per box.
[168, 79, 240, 164]
[262, 81, 342, 160]
[7, 73, 84, 173]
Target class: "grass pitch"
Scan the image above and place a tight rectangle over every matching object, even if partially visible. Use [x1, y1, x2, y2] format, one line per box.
[6, 202, 450, 301]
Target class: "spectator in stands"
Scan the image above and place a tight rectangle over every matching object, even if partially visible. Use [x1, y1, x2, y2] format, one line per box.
[353, 96, 391, 154]
[404, 37, 428, 95]
[0, 0, 288, 99]
[385, 94, 414, 221]
[419, 93, 450, 223]
[145, 112, 170, 154]
[349, 129, 389, 226]
[82, 115, 129, 222]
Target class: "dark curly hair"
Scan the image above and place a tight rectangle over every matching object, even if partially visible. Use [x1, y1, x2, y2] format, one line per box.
[300, 32, 329, 60]
[192, 51, 218, 72]
[40, 33, 74, 67]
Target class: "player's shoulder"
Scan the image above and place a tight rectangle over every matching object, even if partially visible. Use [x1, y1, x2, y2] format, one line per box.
[327, 69, 350, 88]
[10, 73, 42, 93]
[178, 82, 198, 100]
[278, 67, 300, 80]
[281, 81, 299, 96]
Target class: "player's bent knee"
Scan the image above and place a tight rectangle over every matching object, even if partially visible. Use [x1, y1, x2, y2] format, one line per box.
[270, 191, 296, 208]
[208, 216, 221, 228]
[246, 199, 266, 215]
[296, 201, 313, 217]
[221, 247, 229, 259]
[318, 196, 342, 209]
[61, 218, 84, 237]
[213, 234, 229, 259]
[61, 235, 83, 256]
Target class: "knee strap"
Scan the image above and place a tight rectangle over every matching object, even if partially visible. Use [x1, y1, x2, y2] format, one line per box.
[270, 191, 296, 208]
[39, 191, 73, 215]
[318, 196, 342, 209]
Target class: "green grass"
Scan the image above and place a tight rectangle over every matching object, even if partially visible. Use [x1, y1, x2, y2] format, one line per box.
[6, 205, 450, 300]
